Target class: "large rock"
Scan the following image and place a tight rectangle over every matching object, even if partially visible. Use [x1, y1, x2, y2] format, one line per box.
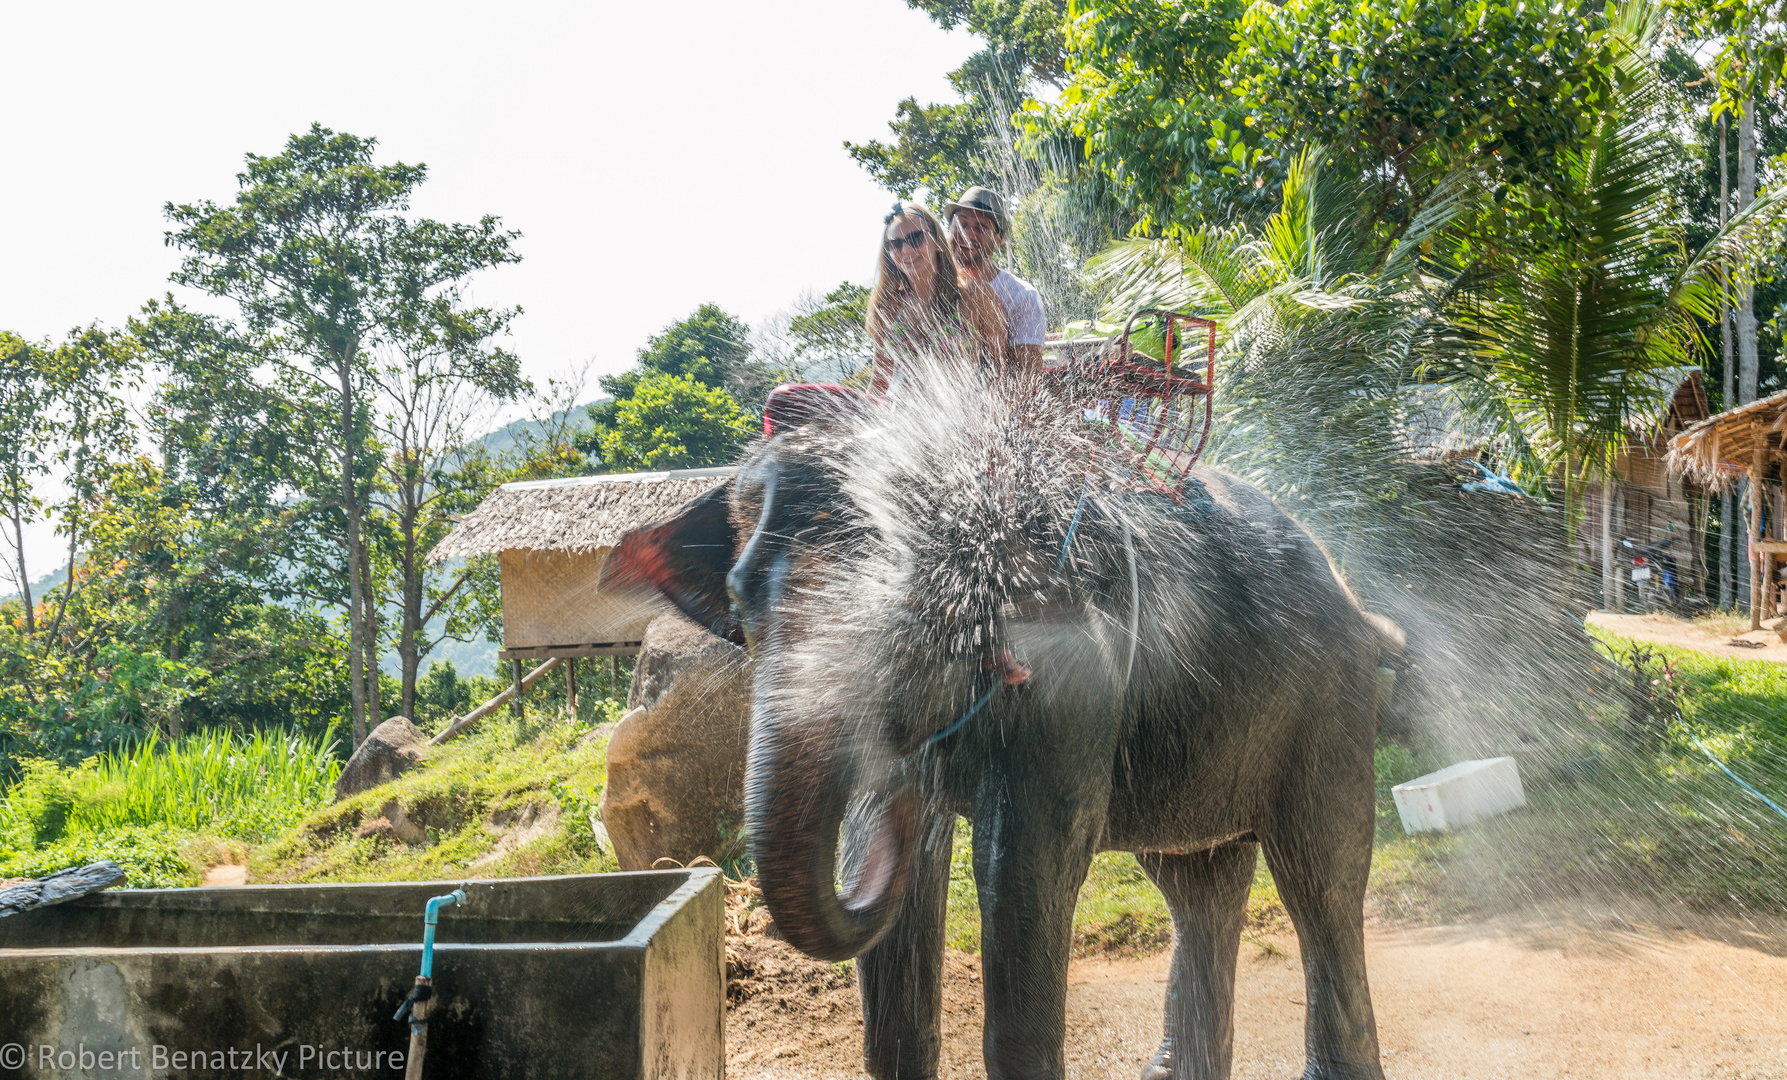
[601, 611, 753, 870]
[334, 716, 428, 800]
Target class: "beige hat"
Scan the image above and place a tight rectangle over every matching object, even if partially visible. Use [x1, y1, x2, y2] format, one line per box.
[944, 186, 1010, 236]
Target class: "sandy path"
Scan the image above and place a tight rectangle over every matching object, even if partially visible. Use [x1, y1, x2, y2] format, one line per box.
[732, 901, 1787, 1079]
[1588, 609, 1787, 663]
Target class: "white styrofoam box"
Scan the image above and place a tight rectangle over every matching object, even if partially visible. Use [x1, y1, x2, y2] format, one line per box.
[1391, 757, 1526, 834]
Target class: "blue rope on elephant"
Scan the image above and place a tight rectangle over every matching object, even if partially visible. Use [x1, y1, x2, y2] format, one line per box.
[925, 674, 1002, 748]
[1056, 479, 1092, 575]
[928, 488, 1142, 750]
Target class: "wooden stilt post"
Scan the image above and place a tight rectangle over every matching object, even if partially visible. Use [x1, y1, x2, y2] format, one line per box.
[511, 658, 525, 719]
[609, 656, 619, 698]
[565, 658, 578, 721]
[1751, 446, 1765, 630]
[430, 657, 561, 745]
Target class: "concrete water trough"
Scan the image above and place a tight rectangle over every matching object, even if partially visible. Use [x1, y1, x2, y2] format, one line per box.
[0, 869, 723, 1080]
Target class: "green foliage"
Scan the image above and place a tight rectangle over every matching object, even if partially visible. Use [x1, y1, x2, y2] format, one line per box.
[847, 99, 991, 204]
[592, 373, 752, 472]
[847, 0, 1069, 203]
[1230, 0, 1615, 183]
[783, 283, 873, 382]
[0, 824, 197, 890]
[0, 326, 139, 642]
[0, 727, 343, 888]
[581, 305, 762, 475]
[1055, 0, 1617, 233]
[1049, 0, 1261, 228]
[0, 458, 353, 771]
[597, 303, 761, 407]
[0, 727, 341, 850]
[139, 123, 526, 741]
[1436, 18, 1787, 513]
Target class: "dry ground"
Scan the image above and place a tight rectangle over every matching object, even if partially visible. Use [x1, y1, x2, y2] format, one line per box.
[728, 898, 1787, 1079]
[1588, 610, 1787, 663]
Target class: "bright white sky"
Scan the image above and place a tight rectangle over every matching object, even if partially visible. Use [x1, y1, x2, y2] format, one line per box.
[0, 0, 976, 580]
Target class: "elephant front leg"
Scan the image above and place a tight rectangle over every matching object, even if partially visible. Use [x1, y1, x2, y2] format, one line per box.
[852, 803, 956, 1080]
[972, 781, 1103, 1080]
[1136, 842, 1259, 1080]
[1262, 740, 1384, 1080]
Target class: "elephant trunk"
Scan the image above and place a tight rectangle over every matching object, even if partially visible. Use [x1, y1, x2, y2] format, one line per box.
[746, 711, 917, 962]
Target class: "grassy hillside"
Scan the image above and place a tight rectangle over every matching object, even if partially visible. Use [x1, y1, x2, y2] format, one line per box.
[4, 629, 1781, 954]
[255, 719, 617, 883]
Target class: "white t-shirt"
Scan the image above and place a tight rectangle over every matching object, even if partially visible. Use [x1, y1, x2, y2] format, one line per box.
[990, 269, 1047, 347]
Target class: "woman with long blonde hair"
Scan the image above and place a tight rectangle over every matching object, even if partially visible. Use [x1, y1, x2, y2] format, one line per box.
[866, 202, 1010, 395]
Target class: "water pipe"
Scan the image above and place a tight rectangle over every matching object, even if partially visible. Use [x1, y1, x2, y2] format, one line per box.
[419, 889, 466, 979]
[395, 889, 467, 1080]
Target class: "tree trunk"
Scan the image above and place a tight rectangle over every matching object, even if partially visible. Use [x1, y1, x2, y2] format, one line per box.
[1601, 475, 1616, 611]
[1719, 114, 1735, 608]
[362, 542, 382, 727]
[1752, 446, 1765, 630]
[1737, 100, 1758, 613]
[10, 511, 32, 636]
[1737, 100, 1758, 406]
[340, 353, 369, 748]
[399, 508, 422, 723]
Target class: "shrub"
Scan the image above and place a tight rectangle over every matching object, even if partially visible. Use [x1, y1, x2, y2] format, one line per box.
[0, 725, 343, 886]
[0, 822, 197, 888]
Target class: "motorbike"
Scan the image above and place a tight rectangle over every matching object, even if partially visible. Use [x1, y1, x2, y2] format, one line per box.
[1621, 536, 1682, 612]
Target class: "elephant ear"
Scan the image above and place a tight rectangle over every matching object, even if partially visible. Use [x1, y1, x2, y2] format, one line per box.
[602, 481, 743, 644]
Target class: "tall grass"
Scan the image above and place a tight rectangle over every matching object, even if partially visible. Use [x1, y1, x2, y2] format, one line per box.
[77, 727, 343, 838]
[1, 726, 343, 847]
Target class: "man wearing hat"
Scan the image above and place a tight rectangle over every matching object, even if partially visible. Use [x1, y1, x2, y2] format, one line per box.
[945, 186, 1047, 375]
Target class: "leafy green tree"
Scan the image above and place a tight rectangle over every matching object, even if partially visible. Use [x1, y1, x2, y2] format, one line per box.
[848, 99, 992, 204]
[1440, 17, 1787, 592]
[367, 283, 525, 721]
[0, 328, 137, 639]
[138, 124, 522, 746]
[0, 458, 352, 773]
[847, 0, 1069, 202]
[785, 283, 872, 381]
[1054, 0, 1618, 237]
[595, 303, 760, 406]
[593, 373, 752, 472]
[0, 334, 57, 633]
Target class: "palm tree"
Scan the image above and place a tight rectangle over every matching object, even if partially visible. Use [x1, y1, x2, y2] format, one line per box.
[1083, 146, 1472, 543]
[1445, 1, 1787, 598]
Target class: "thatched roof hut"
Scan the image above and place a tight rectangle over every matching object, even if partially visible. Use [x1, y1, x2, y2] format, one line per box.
[1667, 386, 1787, 488]
[1668, 388, 1787, 628]
[433, 467, 735, 658]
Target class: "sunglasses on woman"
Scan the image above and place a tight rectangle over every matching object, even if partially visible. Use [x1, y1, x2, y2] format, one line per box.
[886, 228, 929, 252]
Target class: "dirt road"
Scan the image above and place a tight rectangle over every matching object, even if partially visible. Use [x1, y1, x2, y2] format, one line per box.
[1588, 610, 1787, 663]
[729, 899, 1787, 1079]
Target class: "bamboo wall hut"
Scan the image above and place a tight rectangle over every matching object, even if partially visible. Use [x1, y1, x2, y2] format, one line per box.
[431, 467, 735, 658]
[1582, 369, 1712, 600]
[420, 467, 734, 742]
[1668, 386, 1787, 629]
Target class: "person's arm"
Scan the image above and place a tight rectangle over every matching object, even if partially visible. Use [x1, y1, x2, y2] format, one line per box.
[870, 342, 893, 396]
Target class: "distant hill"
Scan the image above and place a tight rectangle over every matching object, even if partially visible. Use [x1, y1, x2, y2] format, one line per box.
[473, 401, 606, 460]
[0, 566, 68, 607]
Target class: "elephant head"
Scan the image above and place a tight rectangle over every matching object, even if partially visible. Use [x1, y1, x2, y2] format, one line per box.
[604, 388, 1092, 961]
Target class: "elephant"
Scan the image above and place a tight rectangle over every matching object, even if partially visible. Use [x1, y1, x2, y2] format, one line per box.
[604, 378, 1392, 1080]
